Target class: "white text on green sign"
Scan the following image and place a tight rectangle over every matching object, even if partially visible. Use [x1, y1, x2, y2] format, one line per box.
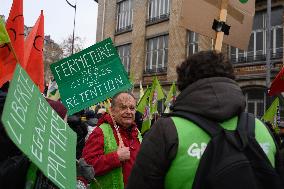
[50, 38, 132, 115]
[1, 64, 77, 189]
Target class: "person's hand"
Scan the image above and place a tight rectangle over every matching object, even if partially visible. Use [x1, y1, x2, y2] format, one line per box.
[117, 142, 130, 161]
[76, 158, 95, 183]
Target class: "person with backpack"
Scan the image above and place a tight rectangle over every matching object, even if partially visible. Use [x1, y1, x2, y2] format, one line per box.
[126, 50, 284, 189]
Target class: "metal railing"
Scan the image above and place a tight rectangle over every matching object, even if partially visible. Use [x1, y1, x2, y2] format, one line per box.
[115, 24, 133, 34]
[146, 13, 169, 25]
[143, 67, 167, 74]
[230, 48, 283, 64]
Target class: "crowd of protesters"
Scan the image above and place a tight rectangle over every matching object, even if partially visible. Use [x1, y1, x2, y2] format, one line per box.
[1, 50, 284, 189]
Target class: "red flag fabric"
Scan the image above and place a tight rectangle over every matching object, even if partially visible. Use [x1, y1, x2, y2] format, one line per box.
[0, 0, 24, 87]
[24, 10, 44, 92]
[268, 66, 284, 96]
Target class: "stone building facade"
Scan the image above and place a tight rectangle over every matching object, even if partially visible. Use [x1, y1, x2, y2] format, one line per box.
[96, 0, 284, 118]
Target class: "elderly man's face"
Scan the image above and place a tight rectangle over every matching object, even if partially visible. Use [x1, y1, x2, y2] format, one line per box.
[111, 93, 136, 128]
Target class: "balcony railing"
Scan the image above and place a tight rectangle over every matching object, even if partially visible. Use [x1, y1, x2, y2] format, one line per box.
[230, 48, 283, 64]
[115, 25, 133, 34]
[144, 67, 167, 74]
[146, 13, 169, 25]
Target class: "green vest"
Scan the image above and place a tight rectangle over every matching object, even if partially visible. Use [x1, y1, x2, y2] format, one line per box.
[164, 116, 276, 189]
[91, 123, 142, 189]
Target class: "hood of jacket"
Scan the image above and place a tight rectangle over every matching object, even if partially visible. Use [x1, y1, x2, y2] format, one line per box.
[172, 77, 246, 122]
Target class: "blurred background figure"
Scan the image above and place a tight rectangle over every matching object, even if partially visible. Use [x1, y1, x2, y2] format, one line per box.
[278, 123, 284, 148]
[67, 110, 88, 159]
[84, 109, 98, 142]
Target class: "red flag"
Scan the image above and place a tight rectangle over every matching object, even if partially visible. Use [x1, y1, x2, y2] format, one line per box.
[0, 0, 24, 87]
[268, 66, 284, 96]
[24, 10, 44, 92]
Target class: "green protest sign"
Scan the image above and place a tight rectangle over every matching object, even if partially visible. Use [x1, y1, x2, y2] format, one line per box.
[1, 64, 77, 189]
[50, 38, 132, 115]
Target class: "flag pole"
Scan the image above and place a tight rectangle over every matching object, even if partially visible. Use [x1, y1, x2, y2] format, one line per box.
[214, 0, 228, 51]
[71, 1, 77, 55]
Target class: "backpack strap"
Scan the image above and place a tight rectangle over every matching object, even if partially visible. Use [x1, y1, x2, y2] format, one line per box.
[235, 113, 274, 150]
[244, 112, 255, 138]
[224, 112, 253, 150]
[237, 113, 275, 164]
[168, 111, 222, 137]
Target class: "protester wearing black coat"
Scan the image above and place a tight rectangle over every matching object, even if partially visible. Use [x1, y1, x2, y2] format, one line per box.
[0, 85, 30, 189]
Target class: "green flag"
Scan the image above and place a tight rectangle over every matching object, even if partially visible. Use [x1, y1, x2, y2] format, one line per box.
[141, 94, 152, 134]
[0, 18, 10, 45]
[141, 102, 151, 134]
[136, 87, 152, 134]
[137, 87, 151, 114]
[104, 98, 111, 113]
[149, 76, 165, 114]
[262, 97, 279, 126]
[164, 82, 176, 113]
[129, 72, 135, 86]
[139, 81, 144, 103]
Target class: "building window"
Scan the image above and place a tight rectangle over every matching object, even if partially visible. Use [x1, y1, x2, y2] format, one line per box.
[117, 44, 131, 74]
[245, 89, 266, 119]
[147, 0, 170, 23]
[187, 30, 199, 57]
[230, 7, 283, 64]
[271, 25, 283, 59]
[116, 0, 133, 33]
[244, 87, 284, 122]
[145, 35, 168, 74]
[230, 47, 246, 63]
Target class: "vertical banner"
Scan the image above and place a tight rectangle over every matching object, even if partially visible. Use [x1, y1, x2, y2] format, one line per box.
[1, 64, 77, 189]
[50, 38, 132, 115]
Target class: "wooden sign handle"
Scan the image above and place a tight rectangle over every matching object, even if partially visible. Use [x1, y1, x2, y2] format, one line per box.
[214, 0, 229, 51]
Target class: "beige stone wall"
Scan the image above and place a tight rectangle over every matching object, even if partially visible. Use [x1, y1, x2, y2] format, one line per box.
[167, 0, 187, 82]
[145, 21, 169, 37]
[103, 0, 116, 40]
[96, 0, 116, 42]
[114, 32, 132, 45]
[96, 0, 103, 42]
[130, 0, 148, 84]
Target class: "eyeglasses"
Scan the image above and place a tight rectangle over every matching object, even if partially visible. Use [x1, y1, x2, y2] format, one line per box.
[117, 105, 135, 112]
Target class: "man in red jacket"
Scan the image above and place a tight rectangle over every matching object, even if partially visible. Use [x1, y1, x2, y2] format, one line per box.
[81, 92, 142, 188]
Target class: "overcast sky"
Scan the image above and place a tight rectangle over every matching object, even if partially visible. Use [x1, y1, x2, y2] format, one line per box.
[0, 0, 98, 48]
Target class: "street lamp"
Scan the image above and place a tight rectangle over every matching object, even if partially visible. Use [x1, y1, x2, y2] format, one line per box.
[65, 0, 77, 55]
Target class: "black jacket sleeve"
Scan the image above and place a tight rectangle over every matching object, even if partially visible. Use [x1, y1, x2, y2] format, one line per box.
[126, 117, 178, 189]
